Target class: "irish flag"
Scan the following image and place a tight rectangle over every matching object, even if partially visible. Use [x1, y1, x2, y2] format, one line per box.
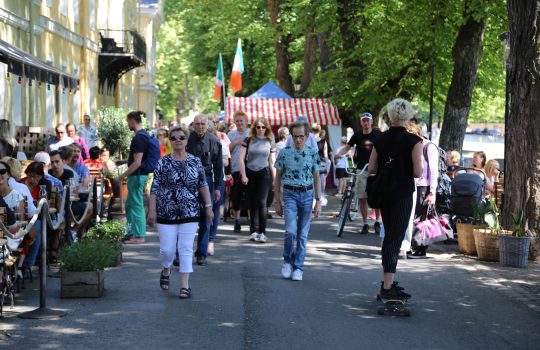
[229, 39, 244, 94]
[214, 53, 224, 101]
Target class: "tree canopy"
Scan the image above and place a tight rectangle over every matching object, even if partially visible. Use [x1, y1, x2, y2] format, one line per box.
[156, 0, 507, 127]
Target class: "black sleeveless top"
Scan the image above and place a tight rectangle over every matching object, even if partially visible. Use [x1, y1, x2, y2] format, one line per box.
[374, 127, 421, 198]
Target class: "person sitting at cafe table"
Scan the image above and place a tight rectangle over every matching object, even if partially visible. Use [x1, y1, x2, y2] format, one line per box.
[33, 152, 64, 198]
[48, 150, 75, 186]
[67, 143, 89, 187]
[21, 161, 52, 202]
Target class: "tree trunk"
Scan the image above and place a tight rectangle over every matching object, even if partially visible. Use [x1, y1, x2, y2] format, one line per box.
[502, 0, 540, 235]
[438, 1, 487, 152]
[300, 26, 318, 94]
[268, 0, 294, 96]
[317, 31, 332, 72]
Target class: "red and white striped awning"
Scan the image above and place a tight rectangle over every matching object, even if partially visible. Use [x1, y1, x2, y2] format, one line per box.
[226, 97, 341, 126]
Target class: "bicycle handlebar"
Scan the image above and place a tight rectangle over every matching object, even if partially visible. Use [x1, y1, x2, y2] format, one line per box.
[345, 157, 368, 177]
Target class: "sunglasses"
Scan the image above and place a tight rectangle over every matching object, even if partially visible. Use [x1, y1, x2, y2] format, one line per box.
[0, 169, 7, 175]
[256, 126, 266, 130]
[170, 135, 186, 141]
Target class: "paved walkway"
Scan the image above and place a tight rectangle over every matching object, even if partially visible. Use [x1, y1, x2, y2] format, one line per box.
[1, 193, 539, 349]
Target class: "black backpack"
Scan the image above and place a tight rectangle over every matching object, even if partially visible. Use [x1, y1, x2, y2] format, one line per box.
[423, 142, 452, 211]
[450, 172, 486, 217]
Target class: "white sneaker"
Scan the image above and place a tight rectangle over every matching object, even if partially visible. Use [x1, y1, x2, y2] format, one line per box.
[249, 232, 259, 241]
[257, 233, 267, 243]
[321, 196, 328, 207]
[281, 263, 292, 279]
[208, 242, 215, 256]
[291, 269, 303, 281]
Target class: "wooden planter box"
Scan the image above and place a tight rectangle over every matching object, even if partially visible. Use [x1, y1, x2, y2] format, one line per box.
[61, 270, 104, 298]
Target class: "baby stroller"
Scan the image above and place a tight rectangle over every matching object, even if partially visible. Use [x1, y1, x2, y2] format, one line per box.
[450, 168, 487, 223]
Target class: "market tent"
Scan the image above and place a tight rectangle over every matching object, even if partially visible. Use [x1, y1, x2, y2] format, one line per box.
[249, 80, 292, 99]
[226, 97, 340, 126]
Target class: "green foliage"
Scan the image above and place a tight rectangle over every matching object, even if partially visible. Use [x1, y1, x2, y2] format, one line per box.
[95, 107, 131, 159]
[59, 240, 116, 272]
[511, 210, 526, 237]
[86, 220, 125, 249]
[484, 200, 502, 233]
[157, 0, 507, 125]
[472, 200, 490, 225]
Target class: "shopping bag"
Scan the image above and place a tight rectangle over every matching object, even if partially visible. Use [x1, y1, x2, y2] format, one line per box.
[413, 206, 447, 246]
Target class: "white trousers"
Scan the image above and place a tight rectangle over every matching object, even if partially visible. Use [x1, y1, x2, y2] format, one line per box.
[158, 222, 198, 273]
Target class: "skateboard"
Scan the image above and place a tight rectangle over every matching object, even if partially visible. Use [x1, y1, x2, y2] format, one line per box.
[377, 296, 411, 316]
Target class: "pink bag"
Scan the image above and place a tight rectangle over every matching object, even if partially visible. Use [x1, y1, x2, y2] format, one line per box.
[413, 206, 447, 246]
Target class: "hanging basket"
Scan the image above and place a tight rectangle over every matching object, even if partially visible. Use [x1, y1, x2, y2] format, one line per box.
[473, 229, 510, 262]
[457, 223, 486, 255]
[499, 235, 531, 268]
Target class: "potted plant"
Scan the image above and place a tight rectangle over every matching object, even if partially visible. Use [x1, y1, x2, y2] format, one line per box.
[59, 240, 116, 298]
[498, 210, 531, 268]
[457, 200, 489, 255]
[86, 220, 125, 266]
[473, 201, 511, 262]
[95, 106, 131, 160]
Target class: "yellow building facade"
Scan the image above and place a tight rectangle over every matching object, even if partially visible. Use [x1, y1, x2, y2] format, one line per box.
[0, 0, 163, 129]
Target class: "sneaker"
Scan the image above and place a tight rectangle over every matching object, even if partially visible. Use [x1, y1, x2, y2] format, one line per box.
[196, 256, 207, 266]
[257, 233, 267, 243]
[249, 232, 259, 241]
[320, 197, 328, 206]
[122, 234, 134, 243]
[335, 193, 343, 198]
[379, 283, 411, 300]
[234, 223, 241, 233]
[291, 269, 303, 281]
[360, 224, 369, 235]
[281, 263, 292, 279]
[374, 221, 381, 235]
[406, 251, 427, 259]
[380, 281, 405, 292]
[208, 242, 215, 256]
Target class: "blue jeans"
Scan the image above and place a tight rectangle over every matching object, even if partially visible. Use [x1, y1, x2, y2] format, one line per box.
[196, 175, 214, 257]
[210, 180, 225, 243]
[282, 188, 314, 271]
[26, 220, 42, 267]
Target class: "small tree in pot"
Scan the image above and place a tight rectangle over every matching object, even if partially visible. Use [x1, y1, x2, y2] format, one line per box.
[498, 210, 532, 268]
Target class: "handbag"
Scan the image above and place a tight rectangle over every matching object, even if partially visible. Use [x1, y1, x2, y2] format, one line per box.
[413, 205, 447, 246]
[366, 133, 405, 209]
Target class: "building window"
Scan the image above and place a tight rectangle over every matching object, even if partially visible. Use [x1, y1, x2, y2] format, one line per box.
[89, 0, 95, 29]
[74, 0, 79, 23]
[60, 0, 68, 16]
[46, 0, 53, 7]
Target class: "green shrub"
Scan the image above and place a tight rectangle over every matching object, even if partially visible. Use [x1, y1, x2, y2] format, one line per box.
[86, 220, 125, 249]
[59, 240, 116, 272]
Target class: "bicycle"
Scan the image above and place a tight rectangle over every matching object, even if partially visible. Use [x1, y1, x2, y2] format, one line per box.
[336, 162, 368, 238]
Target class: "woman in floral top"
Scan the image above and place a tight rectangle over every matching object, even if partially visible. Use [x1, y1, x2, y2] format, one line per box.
[148, 126, 213, 299]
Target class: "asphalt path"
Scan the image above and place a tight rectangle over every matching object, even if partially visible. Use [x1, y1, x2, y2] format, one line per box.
[1, 196, 539, 349]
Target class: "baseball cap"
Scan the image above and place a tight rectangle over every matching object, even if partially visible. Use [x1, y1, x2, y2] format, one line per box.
[34, 151, 51, 165]
[297, 115, 308, 122]
[360, 113, 373, 120]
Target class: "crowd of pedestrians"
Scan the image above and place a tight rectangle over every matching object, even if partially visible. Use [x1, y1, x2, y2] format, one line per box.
[0, 100, 504, 302]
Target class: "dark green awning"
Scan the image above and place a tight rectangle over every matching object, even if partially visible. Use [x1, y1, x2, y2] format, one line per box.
[0, 39, 79, 90]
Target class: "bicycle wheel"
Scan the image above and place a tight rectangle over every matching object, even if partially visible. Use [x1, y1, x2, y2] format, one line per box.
[337, 195, 352, 237]
[349, 194, 358, 221]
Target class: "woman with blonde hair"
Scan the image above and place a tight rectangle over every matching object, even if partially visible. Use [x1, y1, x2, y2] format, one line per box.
[239, 117, 276, 243]
[368, 99, 422, 299]
[484, 159, 500, 196]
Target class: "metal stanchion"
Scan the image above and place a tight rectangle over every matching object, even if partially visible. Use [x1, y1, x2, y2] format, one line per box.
[92, 177, 98, 222]
[18, 200, 66, 319]
[64, 186, 72, 244]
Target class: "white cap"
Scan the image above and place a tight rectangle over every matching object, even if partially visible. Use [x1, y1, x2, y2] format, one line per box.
[34, 151, 51, 165]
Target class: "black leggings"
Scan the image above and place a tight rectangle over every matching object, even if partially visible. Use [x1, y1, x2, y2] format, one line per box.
[381, 195, 413, 273]
[247, 167, 272, 234]
[231, 172, 247, 211]
[414, 186, 429, 253]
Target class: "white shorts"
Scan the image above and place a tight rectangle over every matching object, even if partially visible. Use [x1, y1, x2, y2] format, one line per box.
[355, 171, 369, 199]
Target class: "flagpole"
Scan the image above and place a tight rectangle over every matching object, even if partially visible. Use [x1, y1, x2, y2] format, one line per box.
[221, 53, 227, 112]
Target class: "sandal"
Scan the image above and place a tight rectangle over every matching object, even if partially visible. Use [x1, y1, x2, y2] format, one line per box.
[179, 287, 191, 299]
[160, 270, 170, 291]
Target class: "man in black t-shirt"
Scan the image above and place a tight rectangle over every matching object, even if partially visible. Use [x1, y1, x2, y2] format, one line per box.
[334, 112, 382, 234]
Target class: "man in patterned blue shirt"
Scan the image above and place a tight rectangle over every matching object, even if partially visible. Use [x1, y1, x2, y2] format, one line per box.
[274, 120, 322, 282]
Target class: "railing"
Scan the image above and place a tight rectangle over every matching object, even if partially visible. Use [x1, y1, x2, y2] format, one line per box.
[0, 177, 102, 319]
[98, 29, 146, 64]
